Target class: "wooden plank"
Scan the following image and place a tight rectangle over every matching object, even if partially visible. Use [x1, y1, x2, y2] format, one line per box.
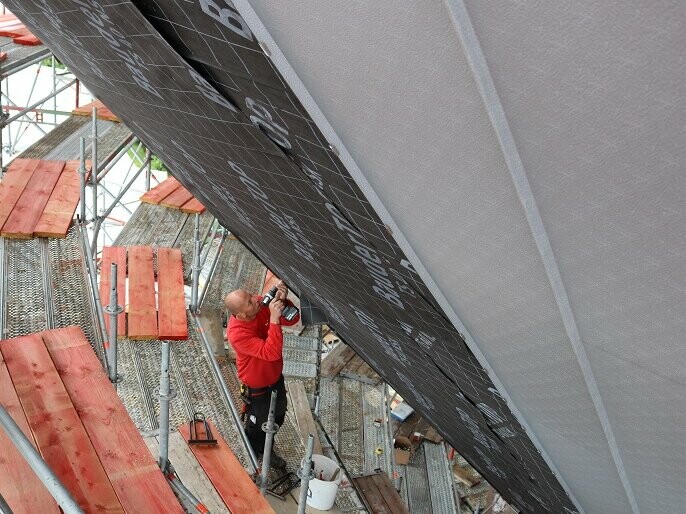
[144, 433, 227, 514]
[287, 382, 323, 455]
[0, 346, 59, 514]
[321, 343, 357, 377]
[33, 160, 81, 238]
[179, 197, 206, 214]
[261, 269, 280, 295]
[452, 464, 480, 488]
[1, 160, 64, 238]
[0, 158, 40, 232]
[159, 184, 194, 209]
[99, 246, 127, 337]
[370, 472, 409, 514]
[353, 474, 393, 514]
[140, 177, 181, 205]
[342, 355, 365, 374]
[13, 34, 41, 46]
[127, 246, 158, 340]
[157, 247, 188, 340]
[42, 326, 183, 514]
[179, 420, 274, 514]
[0, 333, 124, 513]
[71, 100, 120, 122]
[0, 26, 31, 38]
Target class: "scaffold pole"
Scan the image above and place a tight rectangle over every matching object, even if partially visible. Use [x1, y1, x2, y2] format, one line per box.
[105, 263, 123, 385]
[259, 390, 278, 495]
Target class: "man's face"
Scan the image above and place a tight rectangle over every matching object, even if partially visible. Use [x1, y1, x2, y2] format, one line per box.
[238, 292, 262, 319]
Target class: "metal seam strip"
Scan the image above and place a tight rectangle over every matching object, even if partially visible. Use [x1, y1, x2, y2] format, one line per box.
[232, 1, 582, 511]
[40, 238, 55, 330]
[443, 1, 637, 512]
[0, 238, 5, 338]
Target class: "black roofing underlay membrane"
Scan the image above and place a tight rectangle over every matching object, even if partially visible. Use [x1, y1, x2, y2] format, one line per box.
[6, 1, 577, 511]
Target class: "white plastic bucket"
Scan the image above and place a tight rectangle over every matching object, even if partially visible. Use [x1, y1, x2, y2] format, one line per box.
[304, 454, 341, 510]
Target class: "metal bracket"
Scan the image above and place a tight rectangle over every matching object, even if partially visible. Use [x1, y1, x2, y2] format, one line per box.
[104, 304, 124, 315]
[159, 388, 177, 401]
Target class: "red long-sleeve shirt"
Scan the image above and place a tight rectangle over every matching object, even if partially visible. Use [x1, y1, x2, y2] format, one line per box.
[227, 296, 300, 388]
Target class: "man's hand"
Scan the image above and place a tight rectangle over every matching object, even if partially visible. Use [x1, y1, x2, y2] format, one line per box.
[269, 298, 284, 324]
[276, 280, 288, 301]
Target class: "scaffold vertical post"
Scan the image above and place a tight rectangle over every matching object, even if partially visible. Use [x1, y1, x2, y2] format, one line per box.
[52, 55, 56, 125]
[158, 341, 173, 471]
[79, 137, 87, 223]
[190, 213, 201, 313]
[314, 330, 323, 416]
[0, 79, 4, 175]
[297, 434, 315, 514]
[91, 106, 98, 224]
[79, 223, 110, 372]
[260, 390, 278, 494]
[0, 406, 84, 514]
[385, 383, 399, 489]
[105, 263, 123, 385]
[144, 148, 151, 191]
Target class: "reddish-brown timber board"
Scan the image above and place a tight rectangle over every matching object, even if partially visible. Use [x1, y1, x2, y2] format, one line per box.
[179, 197, 206, 214]
[42, 326, 183, 514]
[72, 100, 120, 122]
[33, 160, 81, 238]
[0, 158, 40, 232]
[0, 51, 7, 62]
[0, 334, 124, 513]
[140, 177, 181, 205]
[1, 160, 64, 239]
[0, 26, 30, 38]
[354, 475, 388, 514]
[100, 246, 127, 337]
[127, 246, 158, 339]
[13, 34, 40, 46]
[157, 247, 187, 340]
[0, 347, 59, 514]
[179, 420, 274, 514]
[159, 184, 194, 209]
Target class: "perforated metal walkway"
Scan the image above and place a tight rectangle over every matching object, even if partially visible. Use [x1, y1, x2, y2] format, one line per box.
[0, 225, 101, 354]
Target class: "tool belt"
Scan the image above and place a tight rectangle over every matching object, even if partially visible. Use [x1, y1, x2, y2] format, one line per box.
[239, 375, 283, 422]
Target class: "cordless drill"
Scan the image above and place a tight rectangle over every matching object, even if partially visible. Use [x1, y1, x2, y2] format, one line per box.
[261, 286, 299, 321]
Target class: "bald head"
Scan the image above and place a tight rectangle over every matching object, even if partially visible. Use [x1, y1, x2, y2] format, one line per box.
[225, 289, 261, 320]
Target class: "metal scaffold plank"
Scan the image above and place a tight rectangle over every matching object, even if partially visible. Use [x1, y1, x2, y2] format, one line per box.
[424, 442, 458, 514]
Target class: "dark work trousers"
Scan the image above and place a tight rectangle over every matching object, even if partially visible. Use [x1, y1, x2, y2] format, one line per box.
[245, 374, 287, 456]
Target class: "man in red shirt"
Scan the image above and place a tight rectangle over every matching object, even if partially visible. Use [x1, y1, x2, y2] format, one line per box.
[224, 281, 299, 469]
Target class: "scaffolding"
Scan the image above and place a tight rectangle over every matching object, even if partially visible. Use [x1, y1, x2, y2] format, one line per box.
[0, 47, 470, 514]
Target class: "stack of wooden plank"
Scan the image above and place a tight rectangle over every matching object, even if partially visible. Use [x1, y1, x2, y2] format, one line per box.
[72, 99, 120, 122]
[0, 159, 85, 239]
[140, 177, 205, 214]
[0, 326, 183, 513]
[100, 246, 188, 340]
[0, 13, 41, 45]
